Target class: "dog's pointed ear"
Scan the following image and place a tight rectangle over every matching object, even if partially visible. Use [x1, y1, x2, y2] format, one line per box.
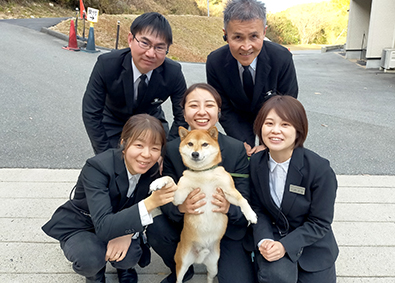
[179, 126, 189, 141]
[208, 126, 218, 141]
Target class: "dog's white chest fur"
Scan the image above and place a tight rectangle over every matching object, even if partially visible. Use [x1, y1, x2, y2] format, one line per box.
[177, 168, 229, 233]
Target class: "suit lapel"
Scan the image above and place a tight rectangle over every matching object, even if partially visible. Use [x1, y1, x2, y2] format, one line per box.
[139, 64, 164, 106]
[224, 50, 251, 106]
[255, 151, 284, 218]
[114, 149, 130, 208]
[251, 43, 272, 110]
[281, 147, 304, 216]
[121, 52, 135, 113]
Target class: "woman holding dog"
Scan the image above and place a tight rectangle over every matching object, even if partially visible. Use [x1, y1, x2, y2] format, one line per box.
[146, 83, 256, 283]
[42, 114, 176, 283]
[250, 95, 338, 283]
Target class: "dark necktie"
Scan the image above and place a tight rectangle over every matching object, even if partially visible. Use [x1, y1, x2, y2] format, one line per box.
[137, 74, 147, 105]
[242, 65, 254, 100]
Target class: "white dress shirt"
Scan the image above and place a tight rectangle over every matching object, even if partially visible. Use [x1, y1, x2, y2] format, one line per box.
[258, 154, 291, 248]
[126, 166, 153, 238]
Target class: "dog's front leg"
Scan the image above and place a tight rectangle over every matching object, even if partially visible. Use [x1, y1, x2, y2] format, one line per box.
[173, 186, 192, 206]
[220, 181, 257, 224]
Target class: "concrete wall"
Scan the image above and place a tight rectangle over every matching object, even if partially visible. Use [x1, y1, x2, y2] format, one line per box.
[345, 0, 371, 60]
[346, 0, 395, 68]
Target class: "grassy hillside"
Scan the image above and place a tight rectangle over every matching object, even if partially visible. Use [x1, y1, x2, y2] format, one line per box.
[52, 14, 226, 63]
[0, 1, 321, 62]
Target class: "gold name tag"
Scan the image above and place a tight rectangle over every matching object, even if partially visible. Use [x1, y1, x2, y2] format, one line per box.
[289, 184, 305, 195]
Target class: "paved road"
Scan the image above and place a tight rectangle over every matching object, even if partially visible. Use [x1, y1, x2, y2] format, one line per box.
[1, 19, 394, 175]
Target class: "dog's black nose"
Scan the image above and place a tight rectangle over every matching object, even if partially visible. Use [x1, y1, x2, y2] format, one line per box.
[192, 152, 199, 159]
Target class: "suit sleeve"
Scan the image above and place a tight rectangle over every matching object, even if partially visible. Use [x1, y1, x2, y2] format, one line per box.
[168, 65, 188, 141]
[280, 161, 337, 262]
[81, 160, 144, 242]
[82, 57, 110, 154]
[277, 54, 298, 98]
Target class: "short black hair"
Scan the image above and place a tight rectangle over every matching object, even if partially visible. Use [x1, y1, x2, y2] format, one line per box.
[130, 12, 173, 46]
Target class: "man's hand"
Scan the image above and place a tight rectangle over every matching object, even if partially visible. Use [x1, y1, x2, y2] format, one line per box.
[244, 142, 266, 156]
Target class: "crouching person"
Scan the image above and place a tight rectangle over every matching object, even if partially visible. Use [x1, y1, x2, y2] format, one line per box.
[42, 114, 176, 283]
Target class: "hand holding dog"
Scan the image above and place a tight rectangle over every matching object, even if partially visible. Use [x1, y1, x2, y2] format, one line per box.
[106, 234, 133, 262]
[212, 188, 230, 214]
[178, 188, 206, 214]
[259, 239, 286, 262]
[145, 177, 177, 212]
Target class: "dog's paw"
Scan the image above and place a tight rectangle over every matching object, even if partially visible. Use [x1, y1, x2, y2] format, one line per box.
[150, 176, 172, 192]
[243, 208, 258, 225]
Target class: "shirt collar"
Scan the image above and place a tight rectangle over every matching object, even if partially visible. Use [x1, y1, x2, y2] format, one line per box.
[237, 57, 257, 72]
[125, 162, 141, 183]
[268, 153, 291, 173]
[131, 59, 153, 84]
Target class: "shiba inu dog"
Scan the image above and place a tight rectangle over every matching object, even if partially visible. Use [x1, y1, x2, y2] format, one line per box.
[150, 126, 257, 283]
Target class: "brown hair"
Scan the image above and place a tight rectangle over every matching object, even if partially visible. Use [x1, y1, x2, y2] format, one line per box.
[253, 95, 308, 148]
[120, 114, 166, 156]
[180, 83, 222, 109]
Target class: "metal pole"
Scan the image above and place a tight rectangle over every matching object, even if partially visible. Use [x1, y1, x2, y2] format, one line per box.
[82, 13, 87, 41]
[207, 0, 210, 17]
[115, 21, 120, 50]
[75, 8, 79, 39]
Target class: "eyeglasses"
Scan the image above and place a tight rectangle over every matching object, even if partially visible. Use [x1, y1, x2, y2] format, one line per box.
[133, 36, 169, 55]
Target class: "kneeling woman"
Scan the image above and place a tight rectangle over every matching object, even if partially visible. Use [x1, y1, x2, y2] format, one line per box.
[250, 95, 338, 283]
[42, 114, 176, 283]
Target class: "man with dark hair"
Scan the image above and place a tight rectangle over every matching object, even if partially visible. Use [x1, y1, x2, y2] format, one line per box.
[83, 12, 188, 154]
[206, 0, 298, 155]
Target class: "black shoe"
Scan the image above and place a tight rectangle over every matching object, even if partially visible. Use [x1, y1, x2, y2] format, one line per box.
[86, 266, 106, 283]
[160, 265, 194, 283]
[116, 268, 138, 283]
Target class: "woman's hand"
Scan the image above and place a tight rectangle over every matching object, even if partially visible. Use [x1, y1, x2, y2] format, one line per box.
[212, 188, 230, 214]
[259, 240, 286, 262]
[106, 234, 133, 262]
[178, 188, 206, 214]
[144, 180, 177, 212]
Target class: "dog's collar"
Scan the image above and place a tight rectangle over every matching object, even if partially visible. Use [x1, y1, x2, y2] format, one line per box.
[186, 165, 218, 172]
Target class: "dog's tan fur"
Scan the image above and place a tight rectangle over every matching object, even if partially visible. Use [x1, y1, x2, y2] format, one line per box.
[150, 126, 257, 283]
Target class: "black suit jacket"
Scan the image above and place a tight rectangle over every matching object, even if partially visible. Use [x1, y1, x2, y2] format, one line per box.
[160, 133, 250, 241]
[206, 42, 298, 147]
[42, 148, 160, 243]
[83, 48, 188, 154]
[249, 147, 339, 272]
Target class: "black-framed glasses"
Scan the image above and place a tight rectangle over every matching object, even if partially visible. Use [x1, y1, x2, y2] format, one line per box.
[133, 36, 169, 55]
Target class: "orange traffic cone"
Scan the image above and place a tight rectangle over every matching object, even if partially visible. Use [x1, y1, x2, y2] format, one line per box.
[63, 19, 80, 51]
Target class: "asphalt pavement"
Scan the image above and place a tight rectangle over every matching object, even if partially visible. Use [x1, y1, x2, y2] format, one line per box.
[0, 18, 395, 283]
[1, 18, 394, 174]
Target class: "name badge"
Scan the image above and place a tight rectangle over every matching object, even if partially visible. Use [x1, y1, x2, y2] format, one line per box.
[151, 98, 163, 105]
[289, 184, 305, 195]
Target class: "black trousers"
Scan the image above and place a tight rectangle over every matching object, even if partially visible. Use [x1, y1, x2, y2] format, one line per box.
[60, 231, 142, 278]
[256, 252, 336, 283]
[146, 214, 256, 283]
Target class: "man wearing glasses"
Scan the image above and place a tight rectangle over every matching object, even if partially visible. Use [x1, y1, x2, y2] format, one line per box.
[83, 12, 188, 155]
